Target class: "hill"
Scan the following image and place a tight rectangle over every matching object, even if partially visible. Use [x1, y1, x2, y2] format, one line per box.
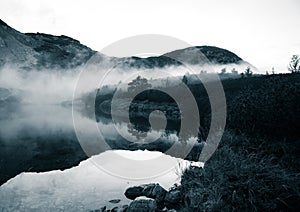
[0, 19, 252, 71]
[0, 19, 95, 70]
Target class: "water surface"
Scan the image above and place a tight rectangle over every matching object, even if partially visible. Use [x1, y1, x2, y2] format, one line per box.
[0, 104, 200, 211]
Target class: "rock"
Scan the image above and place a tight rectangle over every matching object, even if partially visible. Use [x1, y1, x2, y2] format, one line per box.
[125, 186, 144, 199]
[159, 207, 169, 212]
[164, 189, 182, 209]
[100, 206, 106, 212]
[127, 197, 157, 212]
[109, 199, 121, 204]
[165, 190, 181, 203]
[124, 183, 167, 204]
[111, 206, 119, 212]
[165, 189, 181, 203]
[120, 205, 128, 212]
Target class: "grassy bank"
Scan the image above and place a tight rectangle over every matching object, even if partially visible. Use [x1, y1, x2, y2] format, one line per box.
[178, 73, 300, 211]
[179, 131, 299, 211]
[91, 73, 300, 210]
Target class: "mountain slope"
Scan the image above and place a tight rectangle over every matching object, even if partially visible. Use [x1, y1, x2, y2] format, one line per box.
[103, 46, 246, 69]
[164, 46, 242, 65]
[0, 19, 252, 70]
[0, 19, 95, 70]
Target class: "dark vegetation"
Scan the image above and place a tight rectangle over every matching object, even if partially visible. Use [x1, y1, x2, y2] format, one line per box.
[180, 131, 299, 211]
[93, 73, 300, 211]
[288, 55, 300, 73]
[179, 73, 300, 211]
[94, 73, 300, 140]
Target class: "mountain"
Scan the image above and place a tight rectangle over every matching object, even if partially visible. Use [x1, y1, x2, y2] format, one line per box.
[95, 46, 246, 69]
[0, 19, 252, 70]
[164, 46, 242, 65]
[0, 19, 95, 70]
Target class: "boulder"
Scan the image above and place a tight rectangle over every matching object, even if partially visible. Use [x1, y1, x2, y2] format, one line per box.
[127, 197, 157, 212]
[164, 189, 182, 209]
[165, 189, 181, 203]
[125, 186, 144, 199]
[124, 183, 167, 204]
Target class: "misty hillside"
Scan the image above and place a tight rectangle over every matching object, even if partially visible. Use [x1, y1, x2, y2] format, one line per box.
[0, 19, 252, 70]
[0, 19, 95, 70]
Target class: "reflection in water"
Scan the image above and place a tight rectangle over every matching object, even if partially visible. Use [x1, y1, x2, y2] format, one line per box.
[0, 150, 190, 211]
[0, 104, 202, 211]
[0, 105, 87, 185]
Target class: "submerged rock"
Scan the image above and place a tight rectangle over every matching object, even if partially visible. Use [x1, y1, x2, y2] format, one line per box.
[109, 199, 121, 204]
[111, 206, 119, 212]
[92, 204, 128, 212]
[120, 204, 129, 212]
[127, 196, 157, 212]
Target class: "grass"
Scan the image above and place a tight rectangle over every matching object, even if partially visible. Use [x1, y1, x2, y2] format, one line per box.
[91, 73, 300, 210]
[178, 131, 300, 211]
[174, 73, 300, 211]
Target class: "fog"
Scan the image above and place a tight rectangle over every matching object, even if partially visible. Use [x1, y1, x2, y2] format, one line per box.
[0, 63, 211, 211]
[0, 60, 234, 148]
[0, 66, 81, 104]
[0, 57, 254, 105]
[0, 71, 203, 211]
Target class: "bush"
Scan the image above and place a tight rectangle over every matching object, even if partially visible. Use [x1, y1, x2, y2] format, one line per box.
[228, 74, 300, 140]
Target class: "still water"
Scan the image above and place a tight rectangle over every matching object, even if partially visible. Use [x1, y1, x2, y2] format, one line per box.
[0, 105, 200, 211]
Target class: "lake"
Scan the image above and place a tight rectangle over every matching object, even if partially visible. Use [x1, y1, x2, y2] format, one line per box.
[0, 104, 202, 211]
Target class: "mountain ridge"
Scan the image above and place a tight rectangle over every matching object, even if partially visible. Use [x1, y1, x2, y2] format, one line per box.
[0, 19, 253, 70]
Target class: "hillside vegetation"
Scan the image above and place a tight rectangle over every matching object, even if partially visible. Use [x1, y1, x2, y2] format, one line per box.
[179, 73, 300, 211]
[93, 73, 300, 210]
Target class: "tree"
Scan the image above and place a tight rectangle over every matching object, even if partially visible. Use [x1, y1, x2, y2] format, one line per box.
[231, 68, 238, 75]
[128, 76, 152, 92]
[182, 75, 188, 84]
[288, 55, 300, 73]
[220, 68, 226, 75]
[244, 66, 253, 77]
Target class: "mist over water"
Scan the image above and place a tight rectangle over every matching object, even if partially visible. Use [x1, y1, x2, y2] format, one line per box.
[0, 103, 192, 211]
[0, 61, 234, 171]
[0, 61, 232, 210]
[0, 66, 80, 104]
[0, 100, 197, 211]
[0, 59, 238, 164]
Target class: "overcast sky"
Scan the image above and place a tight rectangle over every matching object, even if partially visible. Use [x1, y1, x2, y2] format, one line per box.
[1, 0, 300, 72]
